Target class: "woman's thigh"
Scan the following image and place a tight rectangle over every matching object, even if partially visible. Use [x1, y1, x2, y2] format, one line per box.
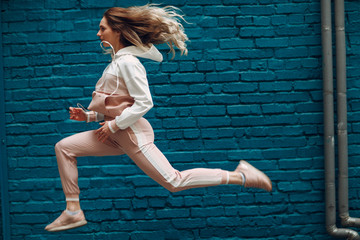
[57, 130, 125, 157]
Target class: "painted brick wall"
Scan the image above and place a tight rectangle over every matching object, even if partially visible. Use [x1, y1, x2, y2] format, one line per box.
[2, 0, 360, 239]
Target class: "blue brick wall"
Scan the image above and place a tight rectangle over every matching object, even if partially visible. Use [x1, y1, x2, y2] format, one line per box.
[2, 0, 360, 239]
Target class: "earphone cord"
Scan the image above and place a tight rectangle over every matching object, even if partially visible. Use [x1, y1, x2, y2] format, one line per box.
[100, 40, 120, 96]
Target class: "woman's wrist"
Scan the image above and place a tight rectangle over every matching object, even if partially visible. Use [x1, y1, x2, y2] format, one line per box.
[96, 112, 105, 122]
[85, 111, 98, 123]
[108, 121, 119, 133]
[85, 112, 91, 123]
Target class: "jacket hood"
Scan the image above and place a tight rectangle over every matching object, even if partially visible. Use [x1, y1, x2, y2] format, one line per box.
[114, 44, 163, 62]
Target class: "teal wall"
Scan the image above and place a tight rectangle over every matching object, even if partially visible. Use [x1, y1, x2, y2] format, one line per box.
[2, 0, 360, 239]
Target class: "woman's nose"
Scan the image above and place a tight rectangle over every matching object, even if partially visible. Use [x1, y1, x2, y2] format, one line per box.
[97, 31, 101, 37]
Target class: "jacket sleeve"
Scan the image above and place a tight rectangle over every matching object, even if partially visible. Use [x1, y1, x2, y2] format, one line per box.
[113, 57, 153, 130]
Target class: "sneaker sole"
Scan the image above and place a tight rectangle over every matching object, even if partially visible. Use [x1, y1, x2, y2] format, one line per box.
[47, 219, 87, 232]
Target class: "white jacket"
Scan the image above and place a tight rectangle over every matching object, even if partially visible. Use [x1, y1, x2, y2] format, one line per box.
[89, 44, 163, 130]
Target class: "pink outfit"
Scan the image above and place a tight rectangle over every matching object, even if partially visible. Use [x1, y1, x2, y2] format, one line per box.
[55, 44, 228, 199]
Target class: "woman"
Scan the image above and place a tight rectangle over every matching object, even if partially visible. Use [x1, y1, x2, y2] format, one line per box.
[45, 4, 272, 232]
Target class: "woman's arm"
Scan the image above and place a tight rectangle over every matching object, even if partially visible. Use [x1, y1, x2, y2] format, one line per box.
[110, 57, 153, 131]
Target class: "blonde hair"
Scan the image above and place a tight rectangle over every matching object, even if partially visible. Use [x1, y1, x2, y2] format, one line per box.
[103, 4, 188, 57]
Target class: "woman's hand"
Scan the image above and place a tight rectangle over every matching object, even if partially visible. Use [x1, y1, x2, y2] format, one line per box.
[95, 122, 113, 143]
[69, 107, 86, 121]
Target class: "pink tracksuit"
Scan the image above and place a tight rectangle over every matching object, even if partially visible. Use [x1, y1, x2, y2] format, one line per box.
[55, 45, 228, 200]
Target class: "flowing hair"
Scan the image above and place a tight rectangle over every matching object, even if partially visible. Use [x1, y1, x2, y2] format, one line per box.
[103, 4, 189, 58]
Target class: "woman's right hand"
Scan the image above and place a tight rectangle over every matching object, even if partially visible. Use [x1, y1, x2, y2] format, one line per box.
[69, 107, 86, 121]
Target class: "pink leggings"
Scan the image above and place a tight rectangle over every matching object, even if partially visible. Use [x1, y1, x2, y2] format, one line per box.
[55, 118, 228, 199]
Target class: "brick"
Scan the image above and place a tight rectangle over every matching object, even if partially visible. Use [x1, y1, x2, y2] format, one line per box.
[157, 208, 190, 218]
[218, 17, 235, 27]
[163, 118, 197, 128]
[241, 71, 276, 81]
[192, 105, 226, 116]
[205, 94, 240, 104]
[187, 0, 222, 5]
[63, 53, 99, 64]
[170, 73, 204, 83]
[260, 82, 292, 92]
[254, 16, 271, 26]
[203, 27, 239, 38]
[170, 95, 201, 105]
[95, 233, 129, 240]
[29, 55, 62, 66]
[275, 25, 308, 36]
[223, 82, 257, 93]
[240, 27, 275, 37]
[278, 181, 312, 192]
[227, 105, 261, 115]
[276, 3, 310, 14]
[275, 47, 309, 58]
[224, 0, 256, 4]
[204, 6, 240, 16]
[219, 39, 254, 49]
[8, 0, 43, 10]
[179, 62, 195, 72]
[261, 103, 295, 114]
[197, 17, 217, 28]
[3, 57, 28, 67]
[241, 6, 275, 15]
[135, 187, 169, 198]
[45, 0, 77, 9]
[154, 84, 188, 95]
[235, 16, 253, 26]
[172, 218, 206, 229]
[256, 37, 289, 48]
[2, 11, 27, 22]
[28, 32, 63, 43]
[8, 22, 38, 33]
[9, 67, 34, 79]
[185, 28, 203, 39]
[80, 0, 116, 8]
[12, 89, 48, 100]
[197, 61, 215, 72]
[205, 72, 239, 82]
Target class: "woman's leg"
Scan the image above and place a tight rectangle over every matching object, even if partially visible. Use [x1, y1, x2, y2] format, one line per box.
[115, 119, 271, 193]
[55, 130, 124, 206]
[46, 130, 125, 232]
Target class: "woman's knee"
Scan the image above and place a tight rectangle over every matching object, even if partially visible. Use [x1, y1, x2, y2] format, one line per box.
[162, 178, 183, 193]
[55, 140, 63, 152]
[55, 138, 70, 154]
[165, 185, 179, 193]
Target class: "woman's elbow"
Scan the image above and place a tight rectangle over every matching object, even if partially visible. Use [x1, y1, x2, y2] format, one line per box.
[148, 100, 154, 109]
[143, 98, 153, 110]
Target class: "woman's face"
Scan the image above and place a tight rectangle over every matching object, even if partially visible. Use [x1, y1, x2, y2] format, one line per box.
[97, 17, 121, 49]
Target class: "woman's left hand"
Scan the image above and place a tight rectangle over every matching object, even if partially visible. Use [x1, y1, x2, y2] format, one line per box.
[95, 122, 112, 143]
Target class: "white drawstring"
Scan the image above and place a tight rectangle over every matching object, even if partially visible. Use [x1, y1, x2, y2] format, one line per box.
[100, 41, 120, 96]
[76, 103, 90, 122]
[76, 103, 88, 112]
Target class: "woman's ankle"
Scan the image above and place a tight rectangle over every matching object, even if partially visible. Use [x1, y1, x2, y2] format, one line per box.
[66, 200, 81, 211]
[228, 171, 245, 185]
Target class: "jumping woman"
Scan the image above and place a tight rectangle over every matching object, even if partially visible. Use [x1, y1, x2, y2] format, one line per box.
[45, 4, 272, 232]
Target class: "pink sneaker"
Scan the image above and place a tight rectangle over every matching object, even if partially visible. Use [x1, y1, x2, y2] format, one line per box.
[45, 210, 87, 232]
[235, 160, 272, 192]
